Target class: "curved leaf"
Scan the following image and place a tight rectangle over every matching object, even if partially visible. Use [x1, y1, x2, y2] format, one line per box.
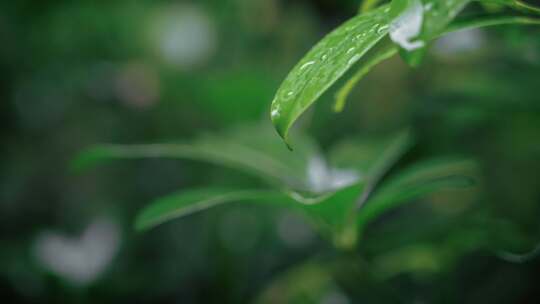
[135, 184, 365, 248]
[479, 0, 540, 15]
[135, 188, 289, 230]
[446, 15, 540, 32]
[396, 0, 471, 65]
[73, 124, 318, 190]
[361, 0, 385, 13]
[421, 0, 472, 39]
[354, 130, 414, 208]
[255, 262, 341, 304]
[270, 4, 393, 144]
[357, 158, 477, 231]
[271, 0, 475, 144]
[497, 242, 540, 263]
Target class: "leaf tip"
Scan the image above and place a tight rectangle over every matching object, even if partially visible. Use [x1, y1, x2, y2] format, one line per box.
[134, 213, 153, 232]
[275, 127, 294, 151]
[333, 96, 346, 113]
[70, 148, 103, 173]
[270, 107, 294, 150]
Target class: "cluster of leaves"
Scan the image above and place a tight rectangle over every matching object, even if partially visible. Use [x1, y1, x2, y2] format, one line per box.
[74, 0, 539, 251]
[270, 0, 540, 145]
[74, 0, 540, 251]
[75, 124, 475, 249]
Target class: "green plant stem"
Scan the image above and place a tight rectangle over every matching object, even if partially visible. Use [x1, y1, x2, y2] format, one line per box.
[446, 15, 540, 33]
[360, 0, 384, 13]
[513, 0, 540, 15]
[333, 46, 398, 112]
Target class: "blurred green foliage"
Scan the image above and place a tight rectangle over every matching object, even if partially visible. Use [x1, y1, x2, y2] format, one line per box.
[1, 0, 540, 303]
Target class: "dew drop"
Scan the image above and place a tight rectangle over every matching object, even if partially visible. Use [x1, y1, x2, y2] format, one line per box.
[355, 33, 366, 40]
[348, 54, 361, 65]
[271, 108, 280, 118]
[299, 60, 316, 70]
[377, 24, 389, 34]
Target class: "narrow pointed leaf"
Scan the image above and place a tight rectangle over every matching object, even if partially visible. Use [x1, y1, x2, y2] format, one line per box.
[357, 158, 477, 230]
[446, 15, 540, 32]
[497, 242, 540, 263]
[135, 184, 365, 246]
[360, 0, 384, 13]
[395, 0, 471, 64]
[73, 125, 317, 190]
[135, 189, 290, 230]
[355, 130, 414, 208]
[270, 4, 393, 144]
[479, 0, 540, 15]
[421, 0, 472, 38]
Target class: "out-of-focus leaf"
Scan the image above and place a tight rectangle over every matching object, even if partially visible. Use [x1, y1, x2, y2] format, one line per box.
[360, 0, 385, 13]
[73, 124, 318, 190]
[271, 0, 476, 145]
[255, 262, 341, 304]
[396, 0, 471, 65]
[270, 4, 393, 145]
[357, 158, 477, 232]
[353, 130, 414, 208]
[480, 0, 540, 15]
[497, 242, 540, 263]
[420, 0, 472, 38]
[446, 15, 540, 32]
[135, 188, 288, 231]
[299, 184, 365, 248]
[329, 130, 411, 174]
[256, 256, 400, 303]
[135, 184, 365, 247]
[328, 130, 414, 209]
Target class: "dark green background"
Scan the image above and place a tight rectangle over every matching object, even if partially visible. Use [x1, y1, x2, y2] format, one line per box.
[1, 0, 539, 303]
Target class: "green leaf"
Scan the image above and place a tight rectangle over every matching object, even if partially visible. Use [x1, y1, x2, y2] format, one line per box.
[353, 130, 414, 209]
[255, 262, 340, 304]
[479, 0, 540, 15]
[420, 0, 472, 39]
[270, 4, 393, 144]
[446, 15, 540, 33]
[391, 0, 471, 67]
[326, 130, 413, 247]
[301, 184, 365, 247]
[357, 158, 477, 232]
[135, 184, 365, 248]
[135, 188, 288, 231]
[497, 242, 540, 263]
[73, 124, 318, 190]
[360, 0, 385, 13]
[389, 0, 426, 51]
[271, 0, 475, 145]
